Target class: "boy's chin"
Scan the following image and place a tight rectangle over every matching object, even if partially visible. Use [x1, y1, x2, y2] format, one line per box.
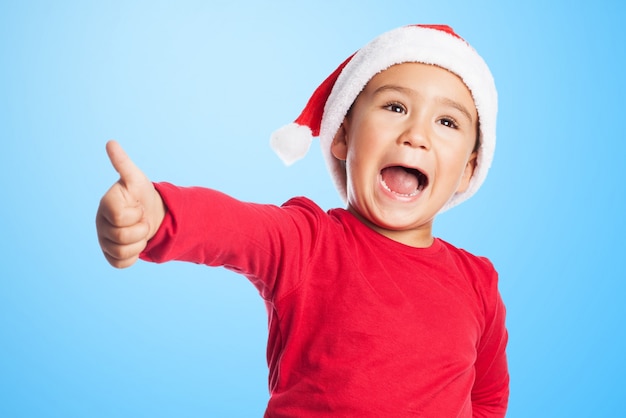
[348, 205, 436, 244]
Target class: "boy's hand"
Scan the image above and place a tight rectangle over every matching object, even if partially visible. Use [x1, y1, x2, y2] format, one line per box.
[96, 140, 166, 268]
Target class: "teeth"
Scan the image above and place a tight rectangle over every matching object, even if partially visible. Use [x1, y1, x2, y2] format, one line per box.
[381, 178, 420, 197]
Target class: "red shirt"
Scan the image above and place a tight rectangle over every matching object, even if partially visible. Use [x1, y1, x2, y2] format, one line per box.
[142, 183, 509, 417]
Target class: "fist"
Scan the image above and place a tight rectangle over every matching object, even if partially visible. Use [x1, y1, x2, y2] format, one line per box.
[96, 140, 165, 268]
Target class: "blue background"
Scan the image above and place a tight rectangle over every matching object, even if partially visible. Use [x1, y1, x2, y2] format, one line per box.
[1, 1, 624, 416]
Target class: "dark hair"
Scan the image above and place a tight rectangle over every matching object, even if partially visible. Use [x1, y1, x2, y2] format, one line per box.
[473, 121, 481, 153]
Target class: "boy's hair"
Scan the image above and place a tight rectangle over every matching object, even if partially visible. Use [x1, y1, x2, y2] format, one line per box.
[271, 24, 497, 212]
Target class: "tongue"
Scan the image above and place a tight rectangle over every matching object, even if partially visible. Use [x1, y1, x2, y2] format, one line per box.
[381, 167, 418, 195]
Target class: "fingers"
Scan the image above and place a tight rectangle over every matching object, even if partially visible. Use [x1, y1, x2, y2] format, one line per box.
[96, 181, 151, 268]
[96, 211, 151, 269]
[99, 232, 149, 267]
[105, 140, 146, 188]
[101, 240, 148, 269]
[98, 185, 145, 227]
[98, 217, 150, 245]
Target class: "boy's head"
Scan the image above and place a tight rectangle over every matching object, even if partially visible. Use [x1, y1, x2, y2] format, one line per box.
[329, 62, 479, 239]
[271, 24, 497, 213]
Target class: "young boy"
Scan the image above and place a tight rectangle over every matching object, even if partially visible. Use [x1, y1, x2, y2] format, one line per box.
[96, 25, 509, 417]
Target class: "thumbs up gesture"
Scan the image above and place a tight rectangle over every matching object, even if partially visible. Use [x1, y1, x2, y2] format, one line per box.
[96, 140, 166, 268]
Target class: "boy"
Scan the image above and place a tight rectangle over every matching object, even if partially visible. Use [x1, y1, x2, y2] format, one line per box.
[96, 25, 509, 417]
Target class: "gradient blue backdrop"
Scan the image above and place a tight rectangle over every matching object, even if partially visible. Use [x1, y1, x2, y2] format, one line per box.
[1, 1, 624, 416]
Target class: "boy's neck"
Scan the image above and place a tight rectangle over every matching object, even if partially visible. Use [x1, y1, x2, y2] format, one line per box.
[347, 206, 435, 248]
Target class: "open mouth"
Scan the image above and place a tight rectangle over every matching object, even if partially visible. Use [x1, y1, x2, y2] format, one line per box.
[380, 166, 428, 197]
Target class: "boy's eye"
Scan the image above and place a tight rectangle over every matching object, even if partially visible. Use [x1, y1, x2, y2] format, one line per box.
[439, 118, 458, 129]
[384, 103, 406, 114]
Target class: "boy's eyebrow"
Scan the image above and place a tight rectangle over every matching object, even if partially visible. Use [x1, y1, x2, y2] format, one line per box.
[372, 85, 475, 123]
[436, 97, 474, 124]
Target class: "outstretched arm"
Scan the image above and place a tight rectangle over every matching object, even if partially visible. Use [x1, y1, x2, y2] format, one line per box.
[95, 140, 166, 268]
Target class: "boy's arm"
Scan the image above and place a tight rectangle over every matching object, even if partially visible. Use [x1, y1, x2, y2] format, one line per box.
[471, 287, 510, 417]
[137, 183, 318, 300]
[96, 142, 318, 299]
[96, 141, 166, 268]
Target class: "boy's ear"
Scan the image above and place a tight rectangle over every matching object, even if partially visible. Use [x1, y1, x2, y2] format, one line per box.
[330, 120, 349, 161]
[456, 151, 478, 193]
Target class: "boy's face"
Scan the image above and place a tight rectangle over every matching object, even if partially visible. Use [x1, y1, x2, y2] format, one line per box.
[331, 63, 478, 247]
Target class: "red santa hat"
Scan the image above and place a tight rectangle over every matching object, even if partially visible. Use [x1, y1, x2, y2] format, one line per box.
[270, 24, 497, 212]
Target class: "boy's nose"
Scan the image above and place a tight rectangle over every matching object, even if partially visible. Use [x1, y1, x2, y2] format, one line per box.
[399, 122, 431, 150]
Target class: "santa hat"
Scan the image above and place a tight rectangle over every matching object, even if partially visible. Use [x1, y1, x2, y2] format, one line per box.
[270, 24, 497, 212]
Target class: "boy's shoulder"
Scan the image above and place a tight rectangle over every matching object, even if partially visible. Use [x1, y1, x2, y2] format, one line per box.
[438, 238, 495, 270]
[281, 195, 324, 212]
[281, 196, 352, 227]
[437, 238, 501, 299]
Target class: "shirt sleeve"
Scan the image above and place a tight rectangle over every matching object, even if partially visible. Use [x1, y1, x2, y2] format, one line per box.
[471, 268, 510, 417]
[140, 182, 322, 301]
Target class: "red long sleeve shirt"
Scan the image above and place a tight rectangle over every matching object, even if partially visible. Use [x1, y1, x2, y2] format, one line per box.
[141, 183, 509, 417]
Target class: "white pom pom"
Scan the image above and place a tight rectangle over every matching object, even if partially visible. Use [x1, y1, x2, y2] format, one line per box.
[270, 123, 313, 166]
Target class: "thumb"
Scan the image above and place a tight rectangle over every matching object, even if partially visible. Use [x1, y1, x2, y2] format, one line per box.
[106, 140, 146, 188]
